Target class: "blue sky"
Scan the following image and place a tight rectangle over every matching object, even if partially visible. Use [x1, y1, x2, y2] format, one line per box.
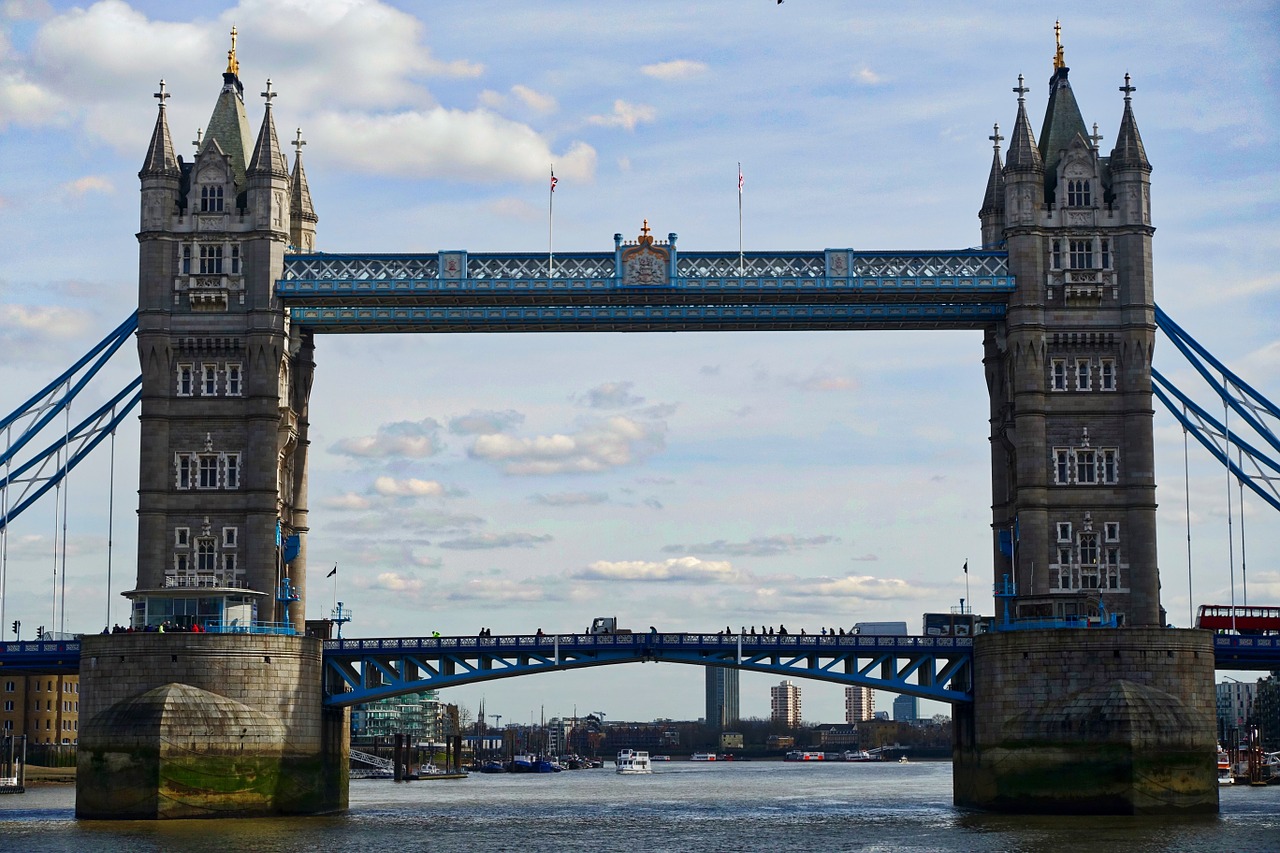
[0, 0, 1277, 725]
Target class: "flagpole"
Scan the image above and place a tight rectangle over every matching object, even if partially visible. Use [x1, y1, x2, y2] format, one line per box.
[964, 559, 970, 611]
[332, 564, 338, 612]
[737, 162, 744, 276]
[549, 165, 555, 278]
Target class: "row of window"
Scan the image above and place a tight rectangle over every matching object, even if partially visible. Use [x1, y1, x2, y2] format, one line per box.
[181, 242, 241, 275]
[200, 185, 225, 213]
[177, 363, 242, 396]
[1050, 517, 1126, 591]
[22, 700, 79, 712]
[1053, 447, 1119, 485]
[176, 526, 238, 548]
[1050, 237, 1111, 271]
[1065, 179, 1092, 208]
[2, 680, 75, 693]
[1051, 358, 1116, 392]
[175, 452, 240, 490]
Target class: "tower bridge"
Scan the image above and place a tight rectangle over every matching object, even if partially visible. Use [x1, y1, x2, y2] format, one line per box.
[3, 29, 1278, 819]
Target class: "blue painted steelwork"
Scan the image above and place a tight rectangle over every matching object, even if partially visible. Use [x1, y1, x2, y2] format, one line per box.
[0, 640, 80, 672]
[320, 632, 976, 707]
[202, 620, 297, 636]
[1211, 634, 1280, 670]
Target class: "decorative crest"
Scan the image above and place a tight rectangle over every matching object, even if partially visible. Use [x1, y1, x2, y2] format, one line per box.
[1013, 74, 1029, 103]
[621, 219, 670, 286]
[261, 78, 277, 107]
[638, 219, 653, 244]
[1120, 72, 1136, 102]
[1053, 20, 1065, 70]
[205, 432, 214, 452]
[153, 79, 170, 107]
[226, 26, 239, 77]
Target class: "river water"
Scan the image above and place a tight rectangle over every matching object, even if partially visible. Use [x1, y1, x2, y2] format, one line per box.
[1, 761, 1278, 852]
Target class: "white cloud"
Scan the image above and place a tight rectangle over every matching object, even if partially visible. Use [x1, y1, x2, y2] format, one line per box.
[436, 532, 553, 550]
[58, 175, 114, 198]
[586, 99, 655, 132]
[321, 492, 372, 511]
[574, 556, 739, 583]
[372, 477, 445, 498]
[330, 418, 440, 458]
[662, 535, 838, 557]
[311, 108, 596, 183]
[446, 578, 545, 602]
[368, 571, 427, 594]
[852, 65, 884, 85]
[0, 70, 67, 129]
[449, 409, 525, 435]
[641, 59, 708, 81]
[530, 491, 609, 507]
[581, 381, 643, 409]
[469, 415, 665, 475]
[757, 575, 933, 603]
[511, 84, 556, 114]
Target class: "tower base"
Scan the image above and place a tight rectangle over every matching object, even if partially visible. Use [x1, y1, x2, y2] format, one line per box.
[76, 634, 348, 819]
[953, 628, 1218, 815]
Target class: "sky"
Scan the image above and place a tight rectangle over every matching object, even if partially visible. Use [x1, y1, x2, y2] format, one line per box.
[0, 0, 1277, 728]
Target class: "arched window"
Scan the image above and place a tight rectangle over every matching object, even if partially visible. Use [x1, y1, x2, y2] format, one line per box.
[1066, 179, 1091, 207]
[200, 185, 224, 212]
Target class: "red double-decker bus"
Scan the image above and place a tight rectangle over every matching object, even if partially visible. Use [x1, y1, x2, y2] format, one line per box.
[1195, 605, 1280, 635]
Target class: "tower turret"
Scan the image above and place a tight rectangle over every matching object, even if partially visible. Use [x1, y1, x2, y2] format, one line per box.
[979, 123, 1005, 247]
[139, 80, 180, 234]
[289, 128, 318, 253]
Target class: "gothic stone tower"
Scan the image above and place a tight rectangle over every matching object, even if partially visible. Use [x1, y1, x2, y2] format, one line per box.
[127, 32, 316, 633]
[982, 50, 1160, 628]
[77, 34, 346, 819]
[954, 36, 1216, 815]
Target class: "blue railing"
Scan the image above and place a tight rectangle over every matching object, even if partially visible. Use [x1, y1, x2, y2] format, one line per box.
[203, 620, 297, 636]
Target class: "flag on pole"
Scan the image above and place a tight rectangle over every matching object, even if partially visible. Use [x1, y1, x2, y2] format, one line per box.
[550, 167, 557, 193]
[738, 163, 744, 194]
[963, 560, 968, 574]
[327, 564, 337, 578]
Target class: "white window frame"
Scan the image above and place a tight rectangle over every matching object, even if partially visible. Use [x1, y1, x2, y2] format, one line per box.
[1067, 179, 1092, 207]
[1069, 238, 1093, 269]
[222, 552, 237, 579]
[226, 363, 242, 396]
[181, 244, 192, 275]
[1102, 449, 1119, 484]
[1104, 521, 1120, 542]
[1054, 450, 1071, 485]
[222, 526, 238, 548]
[199, 244, 223, 275]
[174, 553, 190, 575]
[201, 363, 218, 396]
[223, 453, 240, 489]
[176, 364, 194, 397]
[1075, 358, 1092, 391]
[1100, 238, 1111, 269]
[198, 454, 219, 489]
[196, 539, 217, 574]
[1099, 358, 1116, 391]
[1051, 239, 1062, 270]
[176, 454, 192, 490]
[1075, 449, 1097, 485]
[230, 243, 241, 275]
[1056, 522, 1072, 542]
[200, 184, 224, 213]
[1051, 359, 1067, 392]
[175, 527, 190, 548]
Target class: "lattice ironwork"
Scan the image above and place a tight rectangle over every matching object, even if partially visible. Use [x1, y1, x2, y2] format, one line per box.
[469, 253, 615, 280]
[677, 253, 825, 278]
[283, 255, 439, 282]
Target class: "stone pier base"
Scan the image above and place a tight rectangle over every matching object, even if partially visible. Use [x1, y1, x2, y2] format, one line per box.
[76, 634, 348, 819]
[953, 628, 1218, 815]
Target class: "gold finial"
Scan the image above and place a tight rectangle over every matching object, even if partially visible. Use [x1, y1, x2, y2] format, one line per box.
[1053, 20, 1065, 70]
[226, 25, 239, 77]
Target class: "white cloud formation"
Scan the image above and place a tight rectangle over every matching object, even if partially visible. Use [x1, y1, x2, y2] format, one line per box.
[852, 66, 884, 85]
[321, 492, 372, 510]
[449, 409, 525, 435]
[641, 59, 708, 80]
[0, 70, 67, 129]
[58, 175, 114, 198]
[581, 381, 643, 409]
[372, 476, 445, 498]
[330, 418, 440, 458]
[368, 571, 427, 594]
[530, 491, 610, 507]
[436, 532, 553, 550]
[662, 535, 838, 557]
[469, 415, 665, 475]
[756, 575, 932, 604]
[573, 556, 739, 583]
[587, 99, 655, 132]
[446, 578, 545, 602]
[510, 84, 556, 114]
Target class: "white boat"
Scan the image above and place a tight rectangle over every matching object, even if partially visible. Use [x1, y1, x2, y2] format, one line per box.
[784, 750, 826, 762]
[841, 750, 875, 762]
[616, 749, 653, 774]
[690, 752, 717, 761]
[1218, 747, 1234, 786]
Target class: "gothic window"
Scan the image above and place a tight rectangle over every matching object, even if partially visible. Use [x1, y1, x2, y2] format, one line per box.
[230, 244, 241, 275]
[1076, 450, 1097, 484]
[1056, 522, 1072, 542]
[223, 454, 240, 489]
[174, 553, 190, 577]
[1100, 238, 1111, 269]
[222, 527, 237, 548]
[223, 553, 237, 580]
[1105, 548, 1121, 589]
[1104, 521, 1120, 542]
[200, 185, 224, 213]
[176, 454, 192, 489]
[226, 364, 242, 396]
[1076, 358, 1091, 391]
[1067, 179, 1092, 207]
[200, 364, 217, 396]
[1099, 359, 1116, 391]
[1069, 239, 1093, 269]
[176, 364, 193, 396]
[175, 527, 190, 548]
[1078, 532, 1099, 568]
[1054, 450, 1071, 485]
[196, 539, 217, 574]
[181, 245, 192, 275]
[199, 245, 224, 275]
[1051, 239, 1062, 269]
[1051, 359, 1067, 391]
[198, 455, 219, 489]
[1102, 449, 1119, 484]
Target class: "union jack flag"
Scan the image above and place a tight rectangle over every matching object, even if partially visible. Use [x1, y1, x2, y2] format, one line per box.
[551, 168, 558, 193]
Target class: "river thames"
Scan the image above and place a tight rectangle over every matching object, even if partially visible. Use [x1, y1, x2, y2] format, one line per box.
[1, 760, 1278, 852]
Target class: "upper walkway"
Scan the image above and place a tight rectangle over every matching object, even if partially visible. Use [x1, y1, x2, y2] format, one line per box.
[277, 247, 1013, 333]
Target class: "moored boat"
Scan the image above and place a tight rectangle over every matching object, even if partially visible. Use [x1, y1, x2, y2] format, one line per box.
[690, 752, 717, 761]
[784, 750, 826, 761]
[616, 749, 653, 774]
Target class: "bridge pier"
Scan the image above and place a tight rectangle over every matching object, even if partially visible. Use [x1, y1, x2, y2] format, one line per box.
[75, 634, 348, 819]
[953, 628, 1217, 814]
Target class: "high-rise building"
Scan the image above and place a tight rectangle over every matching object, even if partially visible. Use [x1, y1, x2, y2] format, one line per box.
[770, 679, 802, 728]
[1216, 679, 1257, 741]
[892, 693, 918, 722]
[705, 666, 740, 728]
[844, 685, 874, 723]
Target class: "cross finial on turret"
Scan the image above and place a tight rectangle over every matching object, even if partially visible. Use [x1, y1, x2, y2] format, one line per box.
[1013, 74, 1029, 103]
[154, 79, 170, 107]
[293, 128, 306, 157]
[226, 26, 239, 77]
[1053, 20, 1064, 70]
[1120, 72, 1136, 102]
[261, 78, 277, 107]
[192, 127, 203, 150]
[1090, 122, 1103, 148]
[641, 219, 651, 238]
[989, 122, 1003, 151]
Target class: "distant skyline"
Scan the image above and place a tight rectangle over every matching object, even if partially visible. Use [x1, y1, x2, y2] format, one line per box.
[0, 1, 1277, 724]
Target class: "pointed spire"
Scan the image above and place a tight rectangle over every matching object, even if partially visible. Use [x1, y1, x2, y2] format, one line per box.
[202, 28, 253, 194]
[248, 79, 289, 177]
[1111, 73, 1151, 172]
[140, 79, 179, 177]
[1037, 22, 1089, 173]
[290, 127, 316, 222]
[980, 123, 1005, 217]
[1004, 75, 1042, 173]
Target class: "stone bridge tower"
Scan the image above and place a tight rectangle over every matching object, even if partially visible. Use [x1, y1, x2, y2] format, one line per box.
[981, 41, 1160, 628]
[128, 30, 316, 633]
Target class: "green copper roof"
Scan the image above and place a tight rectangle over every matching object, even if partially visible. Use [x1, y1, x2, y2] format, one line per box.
[200, 73, 253, 193]
[1038, 67, 1089, 174]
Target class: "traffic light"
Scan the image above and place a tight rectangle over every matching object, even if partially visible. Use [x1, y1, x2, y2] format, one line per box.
[10, 621, 16, 636]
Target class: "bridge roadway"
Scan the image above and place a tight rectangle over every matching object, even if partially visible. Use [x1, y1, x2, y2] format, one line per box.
[1, 633, 1276, 707]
